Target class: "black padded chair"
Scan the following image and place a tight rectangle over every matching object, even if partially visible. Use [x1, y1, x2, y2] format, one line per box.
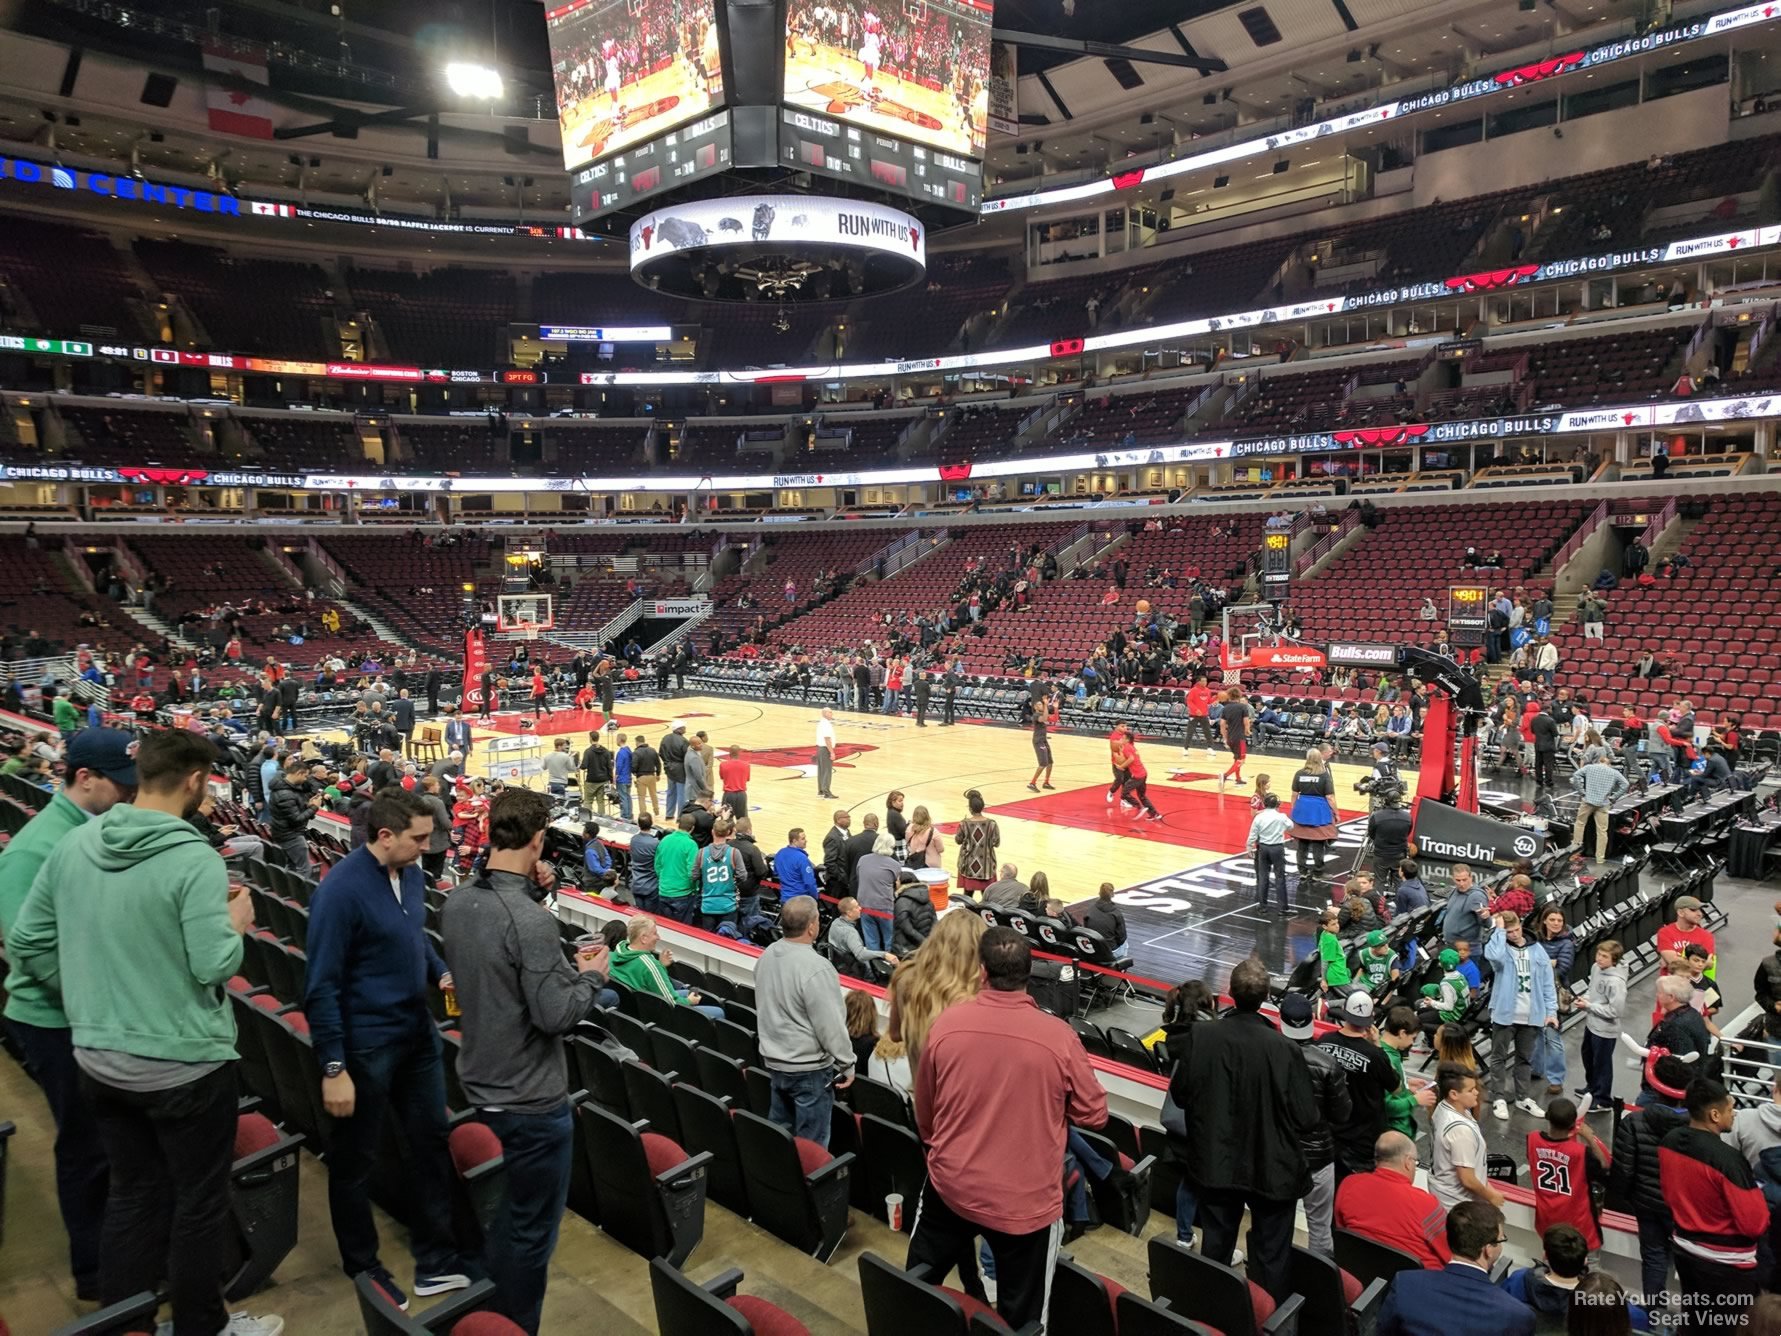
[1332, 1227, 1425, 1290]
[857, 1112, 927, 1232]
[732, 1109, 854, 1262]
[222, 1111, 304, 1301]
[48, 1294, 163, 1335]
[857, 1252, 1041, 1335]
[1289, 1244, 1387, 1336]
[648, 1258, 811, 1335]
[621, 1058, 684, 1144]
[671, 1083, 752, 1217]
[353, 1272, 517, 1334]
[1115, 1290, 1224, 1335]
[1050, 1255, 1127, 1336]
[576, 1103, 712, 1266]
[1148, 1236, 1304, 1336]
[567, 1034, 631, 1115]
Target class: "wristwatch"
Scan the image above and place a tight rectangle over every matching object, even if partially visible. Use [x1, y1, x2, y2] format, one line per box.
[323, 1061, 346, 1079]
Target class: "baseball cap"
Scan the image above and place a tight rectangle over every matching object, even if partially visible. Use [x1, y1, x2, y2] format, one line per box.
[1439, 948, 1461, 969]
[1366, 930, 1387, 948]
[671, 721, 687, 732]
[1340, 992, 1376, 1026]
[65, 728, 139, 785]
[1674, 895, 1703, 912]
[1278, 993, 1316, 1040]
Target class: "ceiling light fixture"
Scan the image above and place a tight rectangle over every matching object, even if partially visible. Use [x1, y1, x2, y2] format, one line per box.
[445, 62, 503, 100]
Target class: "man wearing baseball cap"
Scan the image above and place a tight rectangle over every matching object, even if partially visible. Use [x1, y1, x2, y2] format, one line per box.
[1316, 991, 1402, 1182]
[1279, 993, 1352, 1255]
[1656, 894, 1715, 983]
[0, 728, 137, 1300]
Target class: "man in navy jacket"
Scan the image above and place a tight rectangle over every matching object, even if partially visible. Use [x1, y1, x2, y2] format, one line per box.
[443, 706, 473, 759]
[1377, 1200, 1534, 1336]
[305, 788, 471, 1308]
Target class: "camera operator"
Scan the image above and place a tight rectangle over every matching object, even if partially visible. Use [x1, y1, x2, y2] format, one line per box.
[1365, 781, 1414, 896]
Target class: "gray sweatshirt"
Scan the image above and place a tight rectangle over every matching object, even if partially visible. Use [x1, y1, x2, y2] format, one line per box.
[828, 915, 891, 968]
[441, 869, 607, 1113]
[1576, 961, 1627, 1039]
[1730, 1101, 1781, 1176]
[755, 938, 854, 1075]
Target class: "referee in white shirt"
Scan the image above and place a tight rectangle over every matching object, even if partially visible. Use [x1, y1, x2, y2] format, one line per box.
[1246, 793, 1293, 915]
[814, 708, 838, 800]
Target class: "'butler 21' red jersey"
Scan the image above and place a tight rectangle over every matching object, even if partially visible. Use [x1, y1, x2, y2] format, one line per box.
[1528, 1130, 1602, 1249]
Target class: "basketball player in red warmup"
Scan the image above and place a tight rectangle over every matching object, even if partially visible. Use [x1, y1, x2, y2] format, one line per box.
[1119, 731, 1162, 821]
[1217, 687, 1250, 790]
[1106, 724, 1131, 807]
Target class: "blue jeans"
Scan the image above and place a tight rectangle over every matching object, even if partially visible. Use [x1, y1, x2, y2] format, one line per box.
[1636, 1213, 1672, 1304]
[664, 780, 684, 818]
[768, 1068, 835, 1147]
[882, 688, 901, 715]
[1065, 1128, 1113, 1221]
[861, 913, 894, 954]
[8, 1019, 108, 1294]
[660, 894, 696, 925]
[673, 989, 725, 1023]
[328, 1026, 462, 1279]
[481, 1102, 575, 1335]
[615, 783, 633, 821]
[1176, 1180, 1199, 1243]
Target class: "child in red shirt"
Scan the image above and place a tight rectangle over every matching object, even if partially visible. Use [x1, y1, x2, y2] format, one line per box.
[1528, 1097, 1609, 1249]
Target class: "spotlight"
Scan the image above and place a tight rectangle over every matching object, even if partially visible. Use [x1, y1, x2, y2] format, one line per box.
[444, 62, 503, 100]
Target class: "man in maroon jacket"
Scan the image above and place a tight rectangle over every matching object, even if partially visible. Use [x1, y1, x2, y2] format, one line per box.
[907, 927, 1107, 1330]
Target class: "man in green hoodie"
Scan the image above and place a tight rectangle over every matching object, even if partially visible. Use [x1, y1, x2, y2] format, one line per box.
[653, 811, 700, 924]
[606, 915, 724, 1020]
[0, 728, 137, 1301]
[51, 688, 82, 738]
[7, 729, 282, 1336]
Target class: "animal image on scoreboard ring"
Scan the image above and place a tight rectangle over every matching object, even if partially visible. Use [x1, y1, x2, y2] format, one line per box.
[783, 0, 993, 159]
[547, 0, 725, 170]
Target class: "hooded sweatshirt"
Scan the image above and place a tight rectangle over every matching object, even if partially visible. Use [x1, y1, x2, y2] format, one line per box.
[1730, 1102, 1781, 1205]
[0, 790, 94, 1029]
[1578, 961, 1627, 1039]
[605, 941, 680, 1002]
[5, 804, 241, 1064]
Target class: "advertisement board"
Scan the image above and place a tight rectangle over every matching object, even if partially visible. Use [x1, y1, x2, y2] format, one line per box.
[629, 194, 926, 269]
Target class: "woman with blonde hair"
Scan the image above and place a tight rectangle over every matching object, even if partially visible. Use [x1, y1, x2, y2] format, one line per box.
[903, 804, 944, 869]
[1288, 747, 1338, 882]
[886, 909, 987, 1074]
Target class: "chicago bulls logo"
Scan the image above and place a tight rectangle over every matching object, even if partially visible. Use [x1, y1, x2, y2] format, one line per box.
[1332, 423, 1431, 448]
[1493, 51, 1584, 87]
[1443, 265, 1541, 293]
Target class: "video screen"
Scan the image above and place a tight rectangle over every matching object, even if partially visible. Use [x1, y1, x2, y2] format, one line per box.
[547, 0, 725, 171]
[784, 0, 993, 159]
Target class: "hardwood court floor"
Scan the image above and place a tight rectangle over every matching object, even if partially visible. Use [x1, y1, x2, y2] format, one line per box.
[454, 694, 1413, 986]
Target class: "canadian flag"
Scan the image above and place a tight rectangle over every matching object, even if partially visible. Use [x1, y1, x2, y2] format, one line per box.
[202, 40, 276, 139]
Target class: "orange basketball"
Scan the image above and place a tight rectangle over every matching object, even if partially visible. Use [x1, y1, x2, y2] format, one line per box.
[1135, 599, 1152, 616]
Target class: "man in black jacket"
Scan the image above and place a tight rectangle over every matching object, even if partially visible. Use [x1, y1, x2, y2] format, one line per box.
[424, 667, 442, 715]
[257, 681, 281, 737]
[1316, 993, 1400, 1183]
[851, 660, 872, 714]
[1169, 958, 1317, 1301]
[580, 733, 613, 816]
[821, 810, 852, 891]
[841, 812, 880, 893]
[1076, 882, 1128, 952]
[1611, 1053, 1693, 1303]
[1280, 993, 1352, 1256]
[278, 671, 301, 732]
[659, 723, 689, 819]
[268, 759, 320, 870]
[942, 668, 959, 726]
[913, 672, 932, 727]
[1530, 703, 1561, 789]
[730, 816, 771, 923]
[391, 690, 417, 755]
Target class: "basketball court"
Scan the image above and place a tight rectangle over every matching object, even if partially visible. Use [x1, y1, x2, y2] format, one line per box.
[421, 689, 1413, 989]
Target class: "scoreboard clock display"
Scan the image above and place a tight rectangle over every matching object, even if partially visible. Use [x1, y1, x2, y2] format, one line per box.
[1446, 584, 1489, 646]
[1262, 530, 1292, 594]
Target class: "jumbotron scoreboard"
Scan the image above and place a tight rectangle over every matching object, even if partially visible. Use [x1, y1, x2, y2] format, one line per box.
[558, 0, 992, 230]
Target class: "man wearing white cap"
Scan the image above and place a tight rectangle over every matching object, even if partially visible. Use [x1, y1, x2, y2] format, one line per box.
[815, 708, 837, 800]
